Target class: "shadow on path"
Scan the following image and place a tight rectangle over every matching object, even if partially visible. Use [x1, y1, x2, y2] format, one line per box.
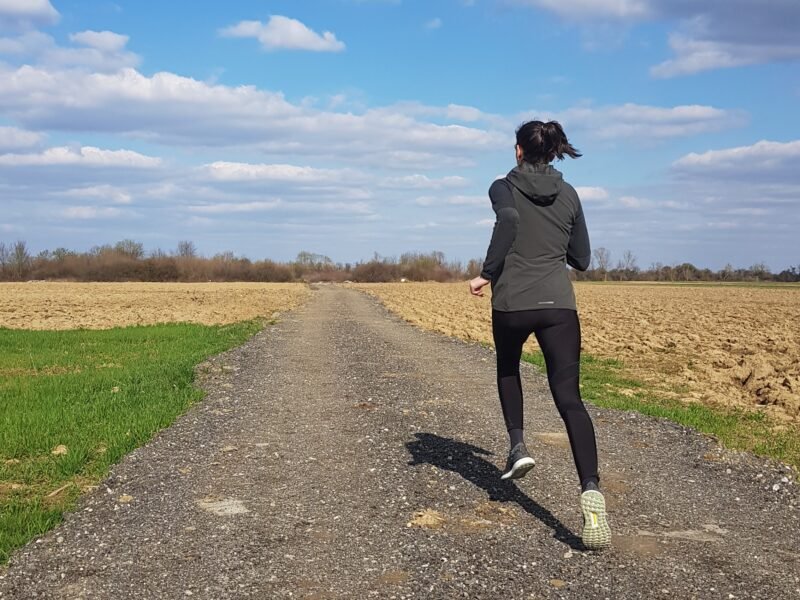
[406, 432, 582, 550]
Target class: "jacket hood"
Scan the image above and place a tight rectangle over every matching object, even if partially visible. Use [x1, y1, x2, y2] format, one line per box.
[506, 163, 563, 206]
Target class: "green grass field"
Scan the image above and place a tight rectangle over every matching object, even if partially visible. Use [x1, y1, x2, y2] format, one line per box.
[523, 351, 800, 469]
[0, 321, 263, 564]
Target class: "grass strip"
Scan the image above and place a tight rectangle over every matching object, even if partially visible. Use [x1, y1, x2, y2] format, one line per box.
[0, 320, 263, 564]
[522, 351, 800, 469]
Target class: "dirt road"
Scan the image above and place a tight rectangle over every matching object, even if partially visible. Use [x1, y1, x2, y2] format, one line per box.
[1, 286, 798, 599]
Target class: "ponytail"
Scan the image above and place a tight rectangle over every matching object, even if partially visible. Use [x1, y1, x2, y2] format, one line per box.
[516, 120, 581, 164]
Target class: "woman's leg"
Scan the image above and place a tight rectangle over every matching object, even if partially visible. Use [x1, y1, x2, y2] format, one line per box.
[492, 309, 531, 448]
[533, 309, 599, 489]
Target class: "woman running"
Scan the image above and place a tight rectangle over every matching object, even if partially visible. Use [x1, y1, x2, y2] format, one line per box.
[469, 120, 610, 550]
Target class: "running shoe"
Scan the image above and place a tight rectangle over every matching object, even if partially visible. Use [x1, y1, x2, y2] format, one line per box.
[500, 443, 535, 480]
[580, 489, 611, 550]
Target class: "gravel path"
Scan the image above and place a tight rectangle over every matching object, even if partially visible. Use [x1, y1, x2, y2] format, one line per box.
[1, 286, 799, 599]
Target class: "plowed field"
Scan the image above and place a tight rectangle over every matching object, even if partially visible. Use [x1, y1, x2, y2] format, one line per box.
[0, 282, 309, 330]
[353, 283, 800, 422]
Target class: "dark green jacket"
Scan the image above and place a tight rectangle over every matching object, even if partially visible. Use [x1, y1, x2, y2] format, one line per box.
[480, 162, 591, 312]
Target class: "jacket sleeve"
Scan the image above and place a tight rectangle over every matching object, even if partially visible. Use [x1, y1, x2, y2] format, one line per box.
[480, 179, 519, 280]
[566, 197, 591, 271]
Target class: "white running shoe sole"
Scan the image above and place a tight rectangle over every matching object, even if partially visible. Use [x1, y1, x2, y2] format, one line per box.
[581, 490, 611, 550]
[500, 457, 536, 480]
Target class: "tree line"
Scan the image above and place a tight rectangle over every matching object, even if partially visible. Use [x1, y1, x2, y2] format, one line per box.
[0, 240, 798, 283]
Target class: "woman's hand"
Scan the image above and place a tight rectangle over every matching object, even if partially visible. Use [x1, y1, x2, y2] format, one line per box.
[469, 276, 490, 297]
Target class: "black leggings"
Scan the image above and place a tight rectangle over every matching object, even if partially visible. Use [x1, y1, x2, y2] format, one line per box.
[492, 308, 598, 487]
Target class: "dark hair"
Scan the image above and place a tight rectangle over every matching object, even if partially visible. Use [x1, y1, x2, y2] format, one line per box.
[515, 120, 581, 164]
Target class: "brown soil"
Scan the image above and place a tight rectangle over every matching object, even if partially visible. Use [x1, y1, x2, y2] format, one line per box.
[0, 282, 309, 330]
[352, 282, 800, 422]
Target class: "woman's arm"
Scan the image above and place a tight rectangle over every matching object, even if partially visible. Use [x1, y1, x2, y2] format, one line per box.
[479, 179, 519, 280]
[566, 200, 591, 271]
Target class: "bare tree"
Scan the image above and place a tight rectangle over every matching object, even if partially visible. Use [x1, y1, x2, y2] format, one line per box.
[176, 240, 198, 258]
[593, 247, 610, 281]
[750, 262, 770, 281]
[720, 263, 734, 281]
[0, 242, 9, 279]
[466, 258, 483, 278]
[296, 251, 332, 268]
[114, 239, 145, 260]
[621, 250, 638, 272]
[11, 240, 32, 280]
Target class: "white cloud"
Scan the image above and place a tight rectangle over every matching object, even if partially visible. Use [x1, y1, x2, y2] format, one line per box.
[0, 65, 501, 162]
[380, 174, 469, 189]
[425, 18, 442, 30]
[0, 125, 42, 151]
[619, 195, 651, 208]
[651, 33, 800, 78]
[188, 201, 282, 214]
[201, 161, 360, 184]
[575, 186, 609, 201]
[0, 30, 139, 72]
[61, 206, 126, 219]
[416, 195, 486, 206]
[515, 0, 651, 20]
[660, 200, 689, 210]
[59, 184, 133, 204]
[386, 101, 501, 125]
[69, 30, 129, 53]
[516, 1, 800, 76]
[0, 146, 162, 168]
[725, 207, 770, 216]
[672, 140, 800, 180]
[220, 16, 345, 52]
[541, 103, 746, 140]
[445, 195, 486, 206]
[187, 200, 371, 215]
[0, 0, 58, 29]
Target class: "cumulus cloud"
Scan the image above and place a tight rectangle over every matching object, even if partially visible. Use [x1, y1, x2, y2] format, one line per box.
[514, 0, 651, 20]
[201, 161, 362, 184]
[220, 16, 345, 52]
[386, 101, 502, 125]
[69, 30, 130, 53]
[59, 184, 133, 204]
[0, 65, 502, 163]
[516, 1, 800, 76]
[0, 30, 139, 71]
[619, 195, 651, 208]
[0, 145, 162, 168]
[61, 206, 127, 219]
[651, 33, 800, 78]
[575, 186, 609, 201]
[540, 103, 746, 140]
[416, 195, 486, 206]
[188, 200, 282, 214]
[672, 139, 800, 181]
[187, 199, 371, 215]
[380, 174, 469, 189]
[0, 0, 59, 29]
[0, 125, 42, 151]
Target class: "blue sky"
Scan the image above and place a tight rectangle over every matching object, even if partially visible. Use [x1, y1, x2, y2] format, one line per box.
[0, 0, 798, 271]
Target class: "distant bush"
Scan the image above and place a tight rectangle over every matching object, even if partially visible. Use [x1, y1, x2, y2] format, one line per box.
[2, 238, 795, 283]
[352, 260, 400, 283]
